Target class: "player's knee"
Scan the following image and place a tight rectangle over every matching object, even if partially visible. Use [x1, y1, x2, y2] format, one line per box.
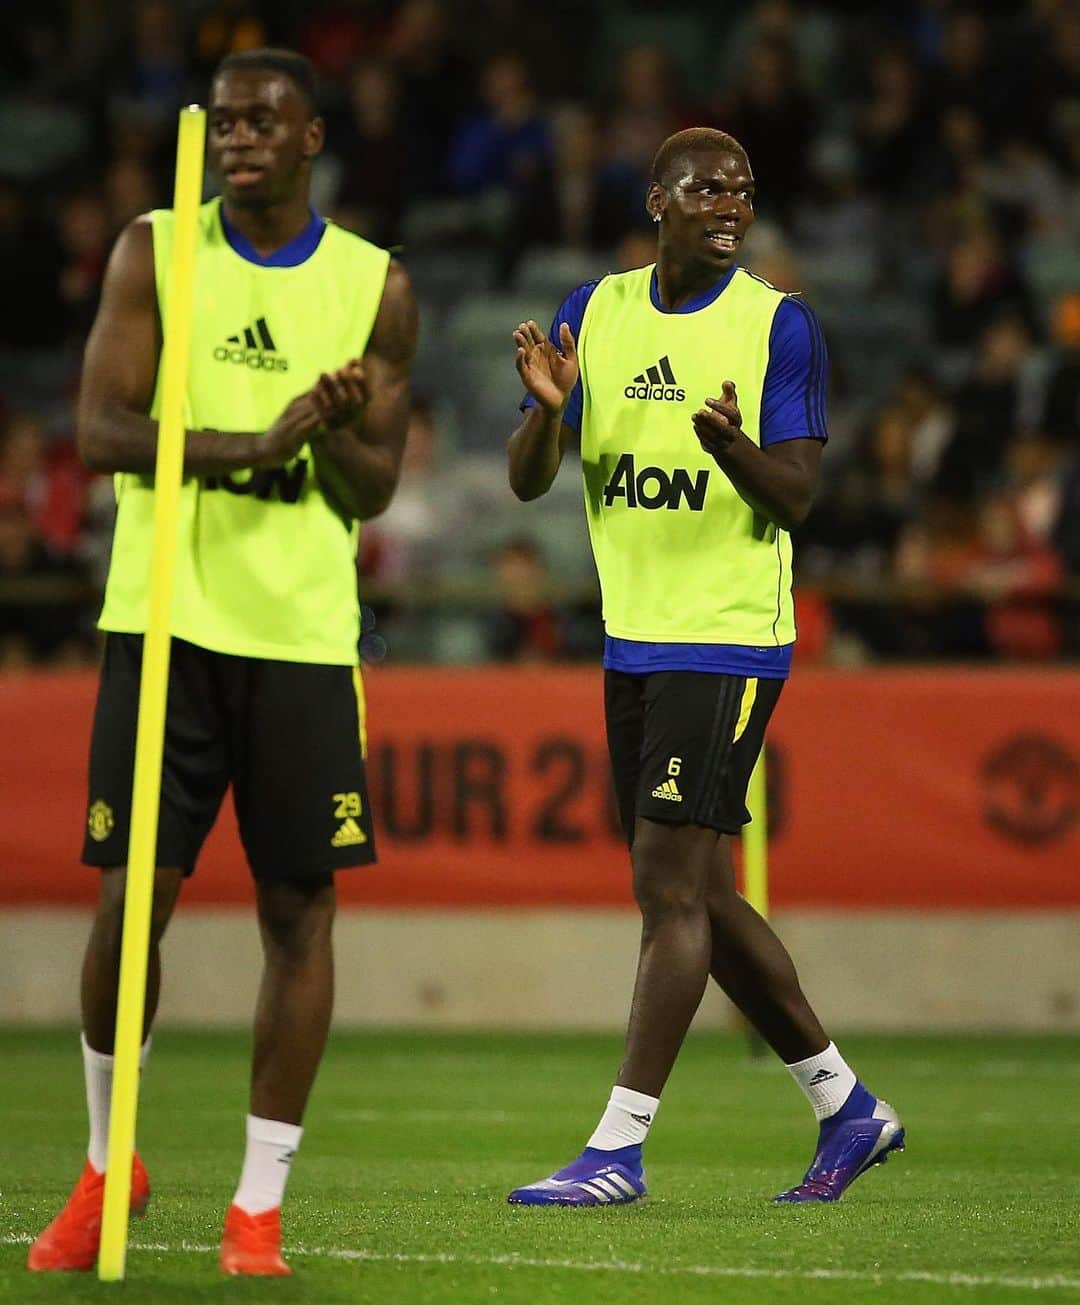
[94, 874, 126, 953]
[630, 840, 707, 923]
[257, 877, 335, 963]
[633, 868, 706, 922]
[149, 885, 179, 945]
[95, 867, 181, 950]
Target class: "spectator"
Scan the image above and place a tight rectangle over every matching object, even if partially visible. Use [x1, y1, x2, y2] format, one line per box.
[928, 104, 985, 199]
[448, 51, 554, 277]
[978, 137, 1070, 238]
[1005, 433, 1066, 552]
[486, 536, 564, 661]
[894, 368, 955, 487]
[448, 52, 552, 198]
[0, 485, 91, 667]
[722, 0, 838, 96]
[931, 224, 1030, 357]
[929, 10, 1000, 135]
[606, 45, 682, 183]
[549, 106, 600, 250]
[591, 45, 682, 246]
[804, 404, 925, 656]
[360, 400, 458, 585]
[385, 0, 476, 187]
[328, 60, 412, 246]
[112, 0, 188, 132]
[1043, 293, 1080, 445]
[892, 490, 989, 658]
[971, 491, 1063, 660]
[0, 412, 88, 555]
[712, 34, 817, 220]
[942, 313, 1038, 488]
[811, 405, 921, 573]
[893, 476, 1065, 661]
[856, 46, 932, 200]
[104, 155, 159, 236]
[1038, 5, 1080, 165]
[56, 190, 109, 340]
[795, 134, 882, 265]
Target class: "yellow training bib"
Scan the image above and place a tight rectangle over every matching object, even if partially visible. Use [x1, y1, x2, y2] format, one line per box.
[578, 265, 794, 647]
[98, 199, 390, 664]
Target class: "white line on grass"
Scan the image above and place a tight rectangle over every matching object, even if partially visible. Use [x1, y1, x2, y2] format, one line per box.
[4, 1234, 1078, 1292]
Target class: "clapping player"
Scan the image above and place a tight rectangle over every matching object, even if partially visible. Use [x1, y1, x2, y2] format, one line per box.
[28, 49, 416, 1276]
[506, 129, 904, 1208]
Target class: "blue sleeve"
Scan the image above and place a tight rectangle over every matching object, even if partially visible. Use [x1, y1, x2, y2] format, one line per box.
[520, 279, 600, 433]
[759, 297, 829, 446]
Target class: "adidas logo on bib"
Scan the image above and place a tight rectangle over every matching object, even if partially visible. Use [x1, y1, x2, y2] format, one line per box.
[625, 355, 685, 402]
[213, 317, 289, 372]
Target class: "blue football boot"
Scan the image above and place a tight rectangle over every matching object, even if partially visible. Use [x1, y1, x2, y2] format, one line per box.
[508, 1145, 646, 1206]
[774, 1087, 905, 1203]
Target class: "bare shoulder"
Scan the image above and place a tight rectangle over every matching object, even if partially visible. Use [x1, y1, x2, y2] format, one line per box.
[379, 258, 416, 320]
[368, 257, 418, 362]
[103, 214, 157, 300]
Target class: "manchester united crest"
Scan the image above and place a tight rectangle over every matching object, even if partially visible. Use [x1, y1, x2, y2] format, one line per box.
[88, 800, 115, 843]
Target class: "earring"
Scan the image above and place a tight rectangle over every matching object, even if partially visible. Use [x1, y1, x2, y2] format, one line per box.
[653, 212, 661, 224]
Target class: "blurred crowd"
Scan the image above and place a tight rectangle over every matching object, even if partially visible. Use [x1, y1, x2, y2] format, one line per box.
[0, 0, 1078, 666]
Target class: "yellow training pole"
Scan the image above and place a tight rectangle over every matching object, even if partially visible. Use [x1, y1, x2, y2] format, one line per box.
[98, 105, 205, 1283]
[742, 750, 768, 1058]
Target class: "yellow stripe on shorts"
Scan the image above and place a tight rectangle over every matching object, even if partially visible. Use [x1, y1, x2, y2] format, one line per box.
[733, 677, 758, 743]
[352, 666, 368, 760]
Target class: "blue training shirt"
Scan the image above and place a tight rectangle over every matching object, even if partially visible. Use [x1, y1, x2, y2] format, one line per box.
[522, 266, 829, 678]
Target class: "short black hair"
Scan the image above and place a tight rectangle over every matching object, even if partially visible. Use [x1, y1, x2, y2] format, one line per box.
[651, 128, 748, 187]
[213, 48, 319, 115]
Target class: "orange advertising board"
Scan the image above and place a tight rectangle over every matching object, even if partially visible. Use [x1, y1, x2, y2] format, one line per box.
[1, 667, 1077, 909]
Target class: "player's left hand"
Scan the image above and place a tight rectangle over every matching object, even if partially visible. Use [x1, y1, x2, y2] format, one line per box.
[311, 358, 368, 432]
[692, 380, 742, 457]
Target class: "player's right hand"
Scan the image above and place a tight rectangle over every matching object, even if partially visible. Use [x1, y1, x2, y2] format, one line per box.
[257, 393, 324, 466]
[514, 320, 578, 413]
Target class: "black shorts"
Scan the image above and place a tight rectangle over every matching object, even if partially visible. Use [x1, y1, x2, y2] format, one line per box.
[605, 669, 783, 844]
[82, 634, 376, 880]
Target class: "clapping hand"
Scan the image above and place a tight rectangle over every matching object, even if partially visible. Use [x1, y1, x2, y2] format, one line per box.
[514, 320, 578, 413]
[692, 380, 742, 459]
[311, 358, 368, 432]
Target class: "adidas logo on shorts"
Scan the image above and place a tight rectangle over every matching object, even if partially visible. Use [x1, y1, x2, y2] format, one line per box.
[331, 817, 367, 847]
[651, 778, 683, 802]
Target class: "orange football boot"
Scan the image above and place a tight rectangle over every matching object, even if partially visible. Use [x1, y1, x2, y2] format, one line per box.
[27, 1154, 150, 1272]
[220, 1204, 291, 1276]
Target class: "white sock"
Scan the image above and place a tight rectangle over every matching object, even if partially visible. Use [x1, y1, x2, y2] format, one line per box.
[785, 1042, 857, 1121]
[586, 1085, 660, 1150]
[82, 1032, 152, 1173]
[232, 1115, 303, 1215]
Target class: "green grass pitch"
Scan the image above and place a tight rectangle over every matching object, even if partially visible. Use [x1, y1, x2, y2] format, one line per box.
[2, 1029, 1078, 1303]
